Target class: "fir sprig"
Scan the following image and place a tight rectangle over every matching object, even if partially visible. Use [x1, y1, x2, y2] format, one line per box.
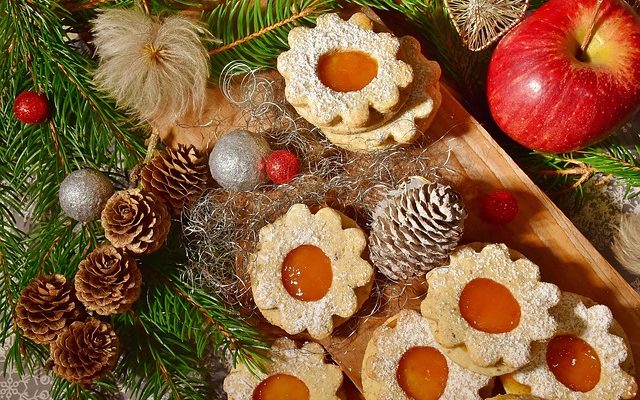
[521, 140, 640, 207]
[205, 0, 341, 78]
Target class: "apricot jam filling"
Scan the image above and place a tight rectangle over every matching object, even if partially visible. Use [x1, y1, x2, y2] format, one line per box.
[546, 334, 601, 392]
[281, 245, 333, 301]
[458, 278, 521, 334]
[396, 346, 449, 400]
[317, 51, 378, 92]
[252, 373, 310, 400]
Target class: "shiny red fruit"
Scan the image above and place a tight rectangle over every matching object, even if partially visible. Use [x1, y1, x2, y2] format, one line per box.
[481, 189, 519, 224]
[487, 0, 640, 152]
[13, 91, 50, 124]
[265, 150, 299, 184]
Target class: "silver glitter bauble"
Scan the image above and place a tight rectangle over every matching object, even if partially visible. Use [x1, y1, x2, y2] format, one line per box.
[208, 130, 271, 191]
[59, 169, 115, 222]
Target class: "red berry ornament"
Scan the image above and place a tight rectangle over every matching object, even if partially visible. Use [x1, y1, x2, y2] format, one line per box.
[480, 189, 519, 224]
[265, 150, 299, 184]
[13, 91, 50, 124]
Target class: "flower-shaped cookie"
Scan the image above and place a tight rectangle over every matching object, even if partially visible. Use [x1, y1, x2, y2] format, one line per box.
[323, 36, 442, 151]
[509, 292, 637, 399]
[277, 13, 413, 130]
[363, 310, 491, 400]
[250, 204, 374, 339]
[223, 338, 342, 400]
[421, 243, 560, 374]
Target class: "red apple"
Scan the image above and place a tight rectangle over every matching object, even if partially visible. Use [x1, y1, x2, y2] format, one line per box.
[487, 0, 640, 152]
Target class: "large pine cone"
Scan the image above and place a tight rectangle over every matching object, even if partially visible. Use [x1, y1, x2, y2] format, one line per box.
[101, 188, 170, 255]
[369, 177, 467, 281]
[51, 318, 119, 385]
[15, 275, 84, 344]
[75, 245, 142, 315]
[141, 144, 211, 215]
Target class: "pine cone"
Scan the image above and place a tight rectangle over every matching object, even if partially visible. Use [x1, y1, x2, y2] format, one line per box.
[75, 245, 142, 315]
[141, 144, 211, 215]
[101, 188, 171, 255]
[15, 275, 84, 344]
[51, 318, 119, 385]
[369, 177, 467, 281]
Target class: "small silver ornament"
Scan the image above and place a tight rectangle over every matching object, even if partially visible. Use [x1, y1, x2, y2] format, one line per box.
[208, 130, 271, 191]
[59, 169, 115, 222]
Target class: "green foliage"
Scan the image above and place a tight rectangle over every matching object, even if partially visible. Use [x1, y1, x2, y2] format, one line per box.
[0, 1, 270, 399]
[205, 0, 341, 78]
[520, 139, 640, 208]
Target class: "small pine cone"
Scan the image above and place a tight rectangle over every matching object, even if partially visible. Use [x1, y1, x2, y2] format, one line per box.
[51, 318, 119, 385]
[369, 177, 467, 281]
[101, 188, 170, 255]
[75, 245, 142, 315]
[141, 144, 211, 215]
[15, 275, 84, 344]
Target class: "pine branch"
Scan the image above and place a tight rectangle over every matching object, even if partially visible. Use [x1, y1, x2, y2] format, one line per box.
[205, 0, 341, 77]
[521, 140, 640, 207]
[1, 0, 145, 223]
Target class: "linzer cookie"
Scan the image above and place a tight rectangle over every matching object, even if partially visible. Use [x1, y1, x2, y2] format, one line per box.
[505, 292, 637, 400]
[249, 204, 374, 339]
[323, 36, 442, 151]
[487, 396, 545, 400]
[362, 309, 491, 400]
[421, 243, 560, 375]
[277, 13, 413, 131]
[223, 338, 342, 400]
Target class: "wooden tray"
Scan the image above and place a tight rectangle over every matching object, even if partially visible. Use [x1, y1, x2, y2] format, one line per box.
[318, 82, 640, 392]
[158, 7, 640, 396]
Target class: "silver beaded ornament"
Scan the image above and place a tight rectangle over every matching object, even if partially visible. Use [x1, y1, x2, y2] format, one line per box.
[59, 169, 115, 222]
[208, 130, 271, 191]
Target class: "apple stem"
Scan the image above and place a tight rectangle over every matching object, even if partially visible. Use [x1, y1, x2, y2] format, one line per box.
[580, 0, 605, 53]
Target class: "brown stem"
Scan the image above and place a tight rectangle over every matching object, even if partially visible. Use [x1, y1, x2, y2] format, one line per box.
[137, 0, 151, 15]
[580, 0, 605, 53]
[144, 131, 160, 164]
[208, 6, 318, 56]
[49, 121, 65, 168]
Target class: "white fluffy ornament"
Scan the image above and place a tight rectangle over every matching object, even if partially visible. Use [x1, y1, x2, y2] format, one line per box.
[92, 7, 210, 124]
[612, 213, 640, 279]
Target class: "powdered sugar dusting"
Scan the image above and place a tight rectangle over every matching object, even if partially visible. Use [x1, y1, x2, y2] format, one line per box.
[250, 204, 373, 339]
[223, 338, 343, 400]
[513, 292, 638, 399]
[363, 309, 490, 399]
[277, 13, 413, 129]
[421, 243, 561, 369]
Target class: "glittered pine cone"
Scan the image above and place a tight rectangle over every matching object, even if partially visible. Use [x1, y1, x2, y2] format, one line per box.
[369, 177, 467, 281]
[75, 245, 142, 315]
[101, 188, 171, 255]
[140, 144, 211, 215]
[15, 275, 84, 344]
[51, 318, 119, 385]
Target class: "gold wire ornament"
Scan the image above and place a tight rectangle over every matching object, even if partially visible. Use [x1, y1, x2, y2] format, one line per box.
[444, 0, 529, 51]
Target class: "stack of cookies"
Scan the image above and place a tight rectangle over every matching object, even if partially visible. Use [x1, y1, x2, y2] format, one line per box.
[277, 13, 442, 152]
[362, 243, 638, 399]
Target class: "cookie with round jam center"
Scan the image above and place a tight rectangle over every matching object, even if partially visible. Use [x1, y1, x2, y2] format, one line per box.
[252, 374, 310, 400]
